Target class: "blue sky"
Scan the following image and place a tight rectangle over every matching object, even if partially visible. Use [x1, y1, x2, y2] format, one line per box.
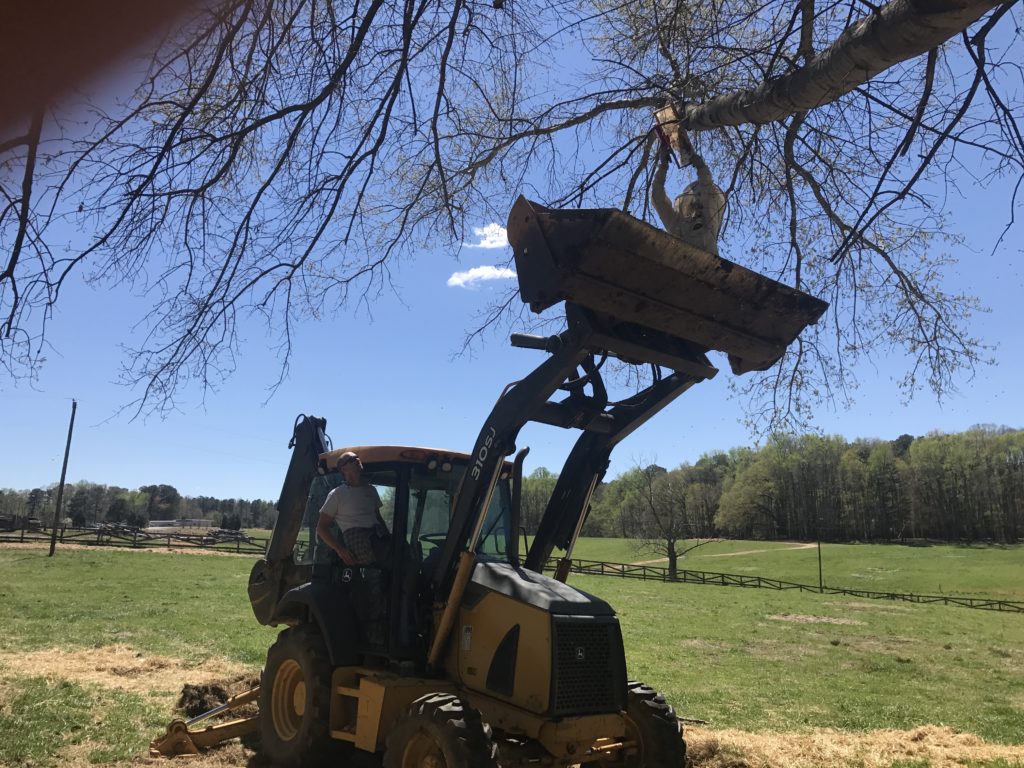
[2, 171, 1021, 503]
[2, 27, 1023, 503]
[3, 8, 1021, 504]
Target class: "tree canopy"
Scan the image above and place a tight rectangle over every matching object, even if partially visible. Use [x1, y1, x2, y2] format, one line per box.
[1, 0, 1019, 425]
[528, 425, 1024, 545]
[0, 480, 276, 529]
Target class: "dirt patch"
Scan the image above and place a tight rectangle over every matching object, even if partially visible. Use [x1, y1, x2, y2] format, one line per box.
[175, 678, 260, 718]
[57, 740, 268, 768]
[0, 645, 255, 697]
[685, 724, 1024, 767]
[744, 639, 825, 663]
[767, 614, 865, 626]
[177, 683, 231, 717]
[675, 638, 721, 651]
[830, 601, 913, 613]
[0, 679, 15, 712]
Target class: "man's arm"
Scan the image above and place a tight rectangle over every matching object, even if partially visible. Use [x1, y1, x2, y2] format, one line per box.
[691, 152, 715, 187]
[651, 144, 677, 233]
[316, 512, 356, 565]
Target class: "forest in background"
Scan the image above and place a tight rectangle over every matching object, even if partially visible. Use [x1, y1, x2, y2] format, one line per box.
[3, 426, 1022, 557]
[0, 481, 275, 531]
[522, 425, 1024, 576]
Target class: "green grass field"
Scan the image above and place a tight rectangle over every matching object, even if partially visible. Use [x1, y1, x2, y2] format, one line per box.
[580, 575, 1023, 739]
[569, 537, 1024, 600]
[0, 541, 1021, 766]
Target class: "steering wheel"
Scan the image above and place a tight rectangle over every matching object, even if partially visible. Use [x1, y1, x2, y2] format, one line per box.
[418, 533, 448, 548]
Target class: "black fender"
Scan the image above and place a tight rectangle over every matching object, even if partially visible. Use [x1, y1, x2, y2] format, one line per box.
[274, 582, 361, 667]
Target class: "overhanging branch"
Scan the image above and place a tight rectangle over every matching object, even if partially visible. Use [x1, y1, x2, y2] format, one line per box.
[680, 0, 1009, 130]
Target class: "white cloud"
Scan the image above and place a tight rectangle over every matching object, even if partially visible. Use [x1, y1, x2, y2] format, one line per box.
[447, 265, 517, 289]
[464, 223, 509, 249]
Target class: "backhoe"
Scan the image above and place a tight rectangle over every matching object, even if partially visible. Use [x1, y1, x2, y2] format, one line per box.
[152, 196, 827, 766]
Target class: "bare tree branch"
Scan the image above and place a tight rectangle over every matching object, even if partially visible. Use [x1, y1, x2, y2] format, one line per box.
[0, 0, 1018, 433]
[1, 107, 43, 338]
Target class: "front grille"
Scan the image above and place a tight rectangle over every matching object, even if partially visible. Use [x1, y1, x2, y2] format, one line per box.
[550, 616, 626, 716]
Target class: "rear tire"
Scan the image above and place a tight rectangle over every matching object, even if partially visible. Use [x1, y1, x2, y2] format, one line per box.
[622, 680, 685, 767]
[259, 624, 334, 767]
[383, 692, 498, 768]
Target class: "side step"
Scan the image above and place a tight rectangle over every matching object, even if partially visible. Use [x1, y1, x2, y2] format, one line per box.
[507, 196, 828, 374]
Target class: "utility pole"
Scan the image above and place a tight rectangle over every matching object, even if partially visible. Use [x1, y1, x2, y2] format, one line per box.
[815, 514, 823, 593]
[817, 513, 824, 592]
[817, 537, 824, 591]
[48, 399, 77, 557]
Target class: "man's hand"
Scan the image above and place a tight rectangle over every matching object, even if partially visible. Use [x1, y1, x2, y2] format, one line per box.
[336, 545, 356, 566]
[317, 512, 355, 564]
[675, 128, 696, 168]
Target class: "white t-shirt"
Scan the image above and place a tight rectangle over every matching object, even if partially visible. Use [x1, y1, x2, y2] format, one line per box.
[319, 483, 382, 530]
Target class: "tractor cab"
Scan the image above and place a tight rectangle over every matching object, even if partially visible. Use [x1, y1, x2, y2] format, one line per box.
[276, 446, 520, 662]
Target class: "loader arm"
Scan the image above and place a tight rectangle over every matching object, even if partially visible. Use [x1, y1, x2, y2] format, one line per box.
[248, 414, 329, 625]
[430, 334, 590, 590]
[524, 369, 704, 571]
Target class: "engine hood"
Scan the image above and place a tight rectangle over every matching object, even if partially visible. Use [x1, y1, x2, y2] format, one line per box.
[466, 560, 616, 617]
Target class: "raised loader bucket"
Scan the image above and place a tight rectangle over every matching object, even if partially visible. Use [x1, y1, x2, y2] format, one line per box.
[507, 196, 828, 374]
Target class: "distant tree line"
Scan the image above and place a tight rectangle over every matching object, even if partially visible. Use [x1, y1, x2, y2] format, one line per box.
[5, 425, 1021, 556]
[0, 481, 276, 530]
[520, 425, 1024, 575]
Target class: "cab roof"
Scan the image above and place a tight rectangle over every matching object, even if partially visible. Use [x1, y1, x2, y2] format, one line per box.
[321, 445, 512, 471]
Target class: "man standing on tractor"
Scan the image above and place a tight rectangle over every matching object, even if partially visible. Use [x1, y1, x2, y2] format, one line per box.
[315, 451, 387, 566]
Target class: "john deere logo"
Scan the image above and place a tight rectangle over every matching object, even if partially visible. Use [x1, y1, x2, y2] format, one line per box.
[575, 646, 585, 661]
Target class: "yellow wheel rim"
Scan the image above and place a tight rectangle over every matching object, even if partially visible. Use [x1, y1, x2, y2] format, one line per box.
[622, 712, 643, 762]
[399, 727, 446, 768]
[589, 714, 641, 766]
[270, 659, 306, 741]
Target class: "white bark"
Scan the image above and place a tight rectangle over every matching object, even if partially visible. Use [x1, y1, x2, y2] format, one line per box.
[681, 0, 1009, 130]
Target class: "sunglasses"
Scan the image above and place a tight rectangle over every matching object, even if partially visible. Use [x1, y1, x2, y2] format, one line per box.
[338, 457, 359, 469]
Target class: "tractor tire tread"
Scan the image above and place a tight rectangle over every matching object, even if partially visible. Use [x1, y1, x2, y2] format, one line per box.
[625, 680, 686, 768]
[260, 624, 335, 767]
[384, 692, 498, 768]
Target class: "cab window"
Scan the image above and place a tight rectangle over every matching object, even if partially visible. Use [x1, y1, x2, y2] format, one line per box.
[406, 463, 512, 563]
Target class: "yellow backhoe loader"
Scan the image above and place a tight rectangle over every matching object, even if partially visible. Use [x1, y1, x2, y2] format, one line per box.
[152, 196, 827, 766]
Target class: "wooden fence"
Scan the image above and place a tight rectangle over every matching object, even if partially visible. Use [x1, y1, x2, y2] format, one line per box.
[2, 525, 1020, 613]
[0, 524, 268, 556]
[557, 558, 1024, 613]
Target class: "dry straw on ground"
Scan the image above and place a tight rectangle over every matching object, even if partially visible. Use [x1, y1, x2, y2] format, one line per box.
[0, 645, 252, 698]
[2, 645, 1022, 767]
[685, 725, 1024, 767]
[767, 613, 865, 625]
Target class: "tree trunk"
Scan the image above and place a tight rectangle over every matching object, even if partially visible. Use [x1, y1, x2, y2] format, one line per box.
[681, 0, 1007, 130]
